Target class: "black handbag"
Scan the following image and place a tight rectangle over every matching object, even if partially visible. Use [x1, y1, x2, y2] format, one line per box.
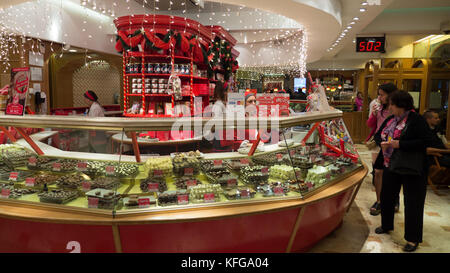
[388, 149, 424, 176]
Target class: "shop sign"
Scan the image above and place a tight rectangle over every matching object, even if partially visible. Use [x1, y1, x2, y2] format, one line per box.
[147, 183, 159, 192]
[77, 162, 87, 172]
[153, 169, 163, 178]
[184, 167, 193, 176]
[227, 178, 237, 187]
[204, 193, 215, 203]
[5, 67, 30, 116]
[276, 153, 283, 161]
[240, 158, 249, 166]
[213, 160, 223, 167]
[138, 197, 151, 208]
[240, 189, 250, 198]
[25, 177, 35, 187]
[0, 188, 10, 198]
[8, 172, 19, 181]
[105, 166, 115, 176]
[261, 167, 269, 175]
[28, 157, 37, 167]
[186, 180, 197, 189]
[177, 194, 189, 205]
[52, 162, 61, 172]
[88, 197, 99, 209]
[273, 186, 284, 196]
[82, 181, 91, 192]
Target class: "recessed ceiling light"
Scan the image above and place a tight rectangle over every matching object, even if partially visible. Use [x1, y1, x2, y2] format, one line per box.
[353, 17, 360, 21]
[361, 1, 368, 6]
[350, 21, 356, 25]
[343, 29, 349, 32]
[347, 26, 352, 29]
[360, 8, 366, 12]
[69, 49, 77, 52]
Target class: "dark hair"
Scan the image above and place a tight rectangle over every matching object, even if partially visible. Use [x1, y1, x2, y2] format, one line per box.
[423, 109, 438, 120]
[84, 90, 98, 102]
[378, 83, 397, 110]
[213, 81, 227, 101]
[378, 83, 397, 94]
[389, 90, 414, 111]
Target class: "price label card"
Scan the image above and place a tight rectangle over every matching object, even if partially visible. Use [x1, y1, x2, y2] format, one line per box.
[274, 186, 284, 196]
[153, 169, 163, 178]
[276, 153, 283, 161]
[77, 162, 87, 172]
[261, 167, 269, 175]
[227, 178, 237, 187]
[25, 177, 35, 187]
[52, 162, 61, 172]
[306, 182, 314, 189]
[186, 180, 197, 189]
[88, 197, 99, 209]
[82, 181, 91, 192]
[28, 157, 37, 166]
[290, 150, 295, 156]
[240, 189, 250, 198]
[9, 172, 19, 181]
[204, 193, 215, 203]
[147, 183, 159, 192]
[295, 170, 302, 179]
[177, 194, 189, 205]
[106, 166, 115, 176]
[184, 167, 194, 176]
[326, 173, 331, 180]
[1, 188, 11, 198]
[213, 160, 223, 167]
[138, 197, 151, 208]
[240, 158, 249, 166]
[340, 166, 346, 173]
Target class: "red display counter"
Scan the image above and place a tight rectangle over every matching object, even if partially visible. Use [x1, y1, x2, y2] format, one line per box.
[0, 165, 366, 253]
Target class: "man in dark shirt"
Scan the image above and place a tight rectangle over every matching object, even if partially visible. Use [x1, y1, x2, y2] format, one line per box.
[424, 110, 450, 167]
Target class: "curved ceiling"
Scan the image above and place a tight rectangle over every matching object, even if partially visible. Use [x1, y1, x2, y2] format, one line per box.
[0, 0, 395, 69]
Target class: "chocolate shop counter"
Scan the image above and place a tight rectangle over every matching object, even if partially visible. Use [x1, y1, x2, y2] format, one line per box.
[0, 110, 367, 253]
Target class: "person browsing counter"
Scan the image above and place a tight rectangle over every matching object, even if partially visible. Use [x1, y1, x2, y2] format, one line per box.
[366, 83, 398, 216]
[374, 90, 432, 252]
[84, 90, 105, 117]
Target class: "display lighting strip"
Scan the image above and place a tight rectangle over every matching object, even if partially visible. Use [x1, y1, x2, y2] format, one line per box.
[327, 1, 367, 53]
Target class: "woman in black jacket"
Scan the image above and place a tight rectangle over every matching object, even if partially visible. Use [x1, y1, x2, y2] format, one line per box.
[373, 90, 432, 252]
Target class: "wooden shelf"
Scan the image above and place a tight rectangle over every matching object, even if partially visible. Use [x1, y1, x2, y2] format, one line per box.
[126, 52, 191, 61]
[125, 73, 209, 81]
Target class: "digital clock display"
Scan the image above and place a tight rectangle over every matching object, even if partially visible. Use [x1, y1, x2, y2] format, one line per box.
[356, 37, 385, 53]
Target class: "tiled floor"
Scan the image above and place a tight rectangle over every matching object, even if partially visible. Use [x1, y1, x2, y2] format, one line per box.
[307, 144, 450, 253]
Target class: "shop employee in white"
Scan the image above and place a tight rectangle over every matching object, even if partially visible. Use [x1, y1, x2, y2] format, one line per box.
[84, 90, 105, 117]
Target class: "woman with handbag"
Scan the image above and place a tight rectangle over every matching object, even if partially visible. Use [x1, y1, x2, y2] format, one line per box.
[366, 83, 397, 215]
[374, 90, 432, 252]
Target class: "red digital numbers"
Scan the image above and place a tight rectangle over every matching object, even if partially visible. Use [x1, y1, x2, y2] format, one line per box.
[359, 41, 366, 51]
[359, 40, 382, 52]
[374, 41, 381, 51]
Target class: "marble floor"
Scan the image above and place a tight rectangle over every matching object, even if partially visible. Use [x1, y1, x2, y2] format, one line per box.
[307, 144, 450, 253]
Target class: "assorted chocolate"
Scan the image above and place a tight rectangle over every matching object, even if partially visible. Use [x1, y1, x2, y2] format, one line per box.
[172, 152, 201, 177]
[240, 166, 270, 186]
[140, 177, 168, 193]
[85, 189, 121, 209]
[56, 173, 88, 189]
[90, 177, 121, 190]
[38, 189, 79, 204]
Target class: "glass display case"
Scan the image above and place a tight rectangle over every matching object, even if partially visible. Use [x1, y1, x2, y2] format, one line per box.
[0, 110, 362, 216]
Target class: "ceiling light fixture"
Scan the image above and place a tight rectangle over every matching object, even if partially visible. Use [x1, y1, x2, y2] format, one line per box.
[360, 8, 366, 12]
[353, 17, 360, 21]
[361, 1, 368, 6]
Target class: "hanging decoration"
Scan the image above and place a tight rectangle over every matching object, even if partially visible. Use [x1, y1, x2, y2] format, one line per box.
[116, 28, 239, 81]
[115, 28, 209, 65]
[206, 36, 239, 81]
